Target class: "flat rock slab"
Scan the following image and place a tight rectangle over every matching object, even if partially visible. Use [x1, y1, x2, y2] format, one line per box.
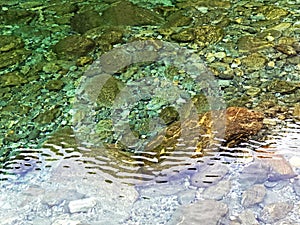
[167, 199, 228, 225]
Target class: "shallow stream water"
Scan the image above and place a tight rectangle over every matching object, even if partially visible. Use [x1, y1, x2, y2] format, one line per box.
[0, 0, 300, 224]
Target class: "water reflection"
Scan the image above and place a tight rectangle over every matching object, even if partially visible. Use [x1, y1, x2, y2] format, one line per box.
[1, 117, 299, 185]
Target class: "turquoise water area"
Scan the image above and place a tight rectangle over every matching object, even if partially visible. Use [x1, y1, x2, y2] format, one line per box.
[0, 0, 300, 224]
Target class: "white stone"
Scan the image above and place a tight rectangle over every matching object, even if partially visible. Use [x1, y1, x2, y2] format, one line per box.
[289, 156, 300, 168]
[68, 197, 97, 213]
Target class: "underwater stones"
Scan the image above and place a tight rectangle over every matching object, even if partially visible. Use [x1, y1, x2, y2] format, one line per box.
[237, 36, 273, 53]
[0, 9, 37, 25]
[96, 76, 124, 108]
[159, 106, 179, 125]
[0, 72, 28, 87]
[52, 35, 96, 60]
[34, 107, 62, 124]
[177, 0, 230, 9]
[0, 35, 31, 69]
[241, 184, 266, 207]
[192, 94, 210, 113]
[260, 202, 294, 224]
[0, 49, 31, 69]
[275, 41, 298, 56]
[168, 199, 228, 225]
[45, 80, 64, 91]
[46, 2, 78, 16]
[0, 35, 24, 52]
[239, 161, 269, 187]
[241, 52, 267, 71]
[293, 179, 300, 196]
[262, 155, 296, 182]
[68, 197, 97, 213]
[256, 5, 289, 20]
[162, 10, 192, 28]
[95, 119, 113, 140]
[144, 107, 263, 160]
[190, 163, 229, 188]
[223, 107, 264, 145]
[101, 1, 164, 26]
[171, 26, 224, 46]
[267, 80, 298, 94]
[202, 180, 231, 201]
[293, 103, 300, 119]
[240, 156, 296, 187]
[70, 10, 103, 34]
[83, 26, 125, 53]
[238, 210, 259, 225]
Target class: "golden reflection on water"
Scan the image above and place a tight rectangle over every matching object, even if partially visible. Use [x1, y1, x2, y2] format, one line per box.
[1, 119, 299, 184]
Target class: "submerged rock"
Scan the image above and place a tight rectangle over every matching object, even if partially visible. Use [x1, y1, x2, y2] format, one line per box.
[239, 156, 296, 187]
[167, 199, 228, 225]
[241, 184, 266, 207]
[52, 35, 96, 60]
[70, 10, 103, 34]
[260, 202, 294, 223]
[101, 1, 164, 26]
[171, 26, 224, 46]
[144, 106, 264, 160]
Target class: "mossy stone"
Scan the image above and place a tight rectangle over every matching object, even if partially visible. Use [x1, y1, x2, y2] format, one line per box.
[96, 77, 124, 108]
[159, 106, 180, 125]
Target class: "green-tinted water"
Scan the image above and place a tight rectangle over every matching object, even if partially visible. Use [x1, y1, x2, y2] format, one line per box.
[0, 0, 299, 224]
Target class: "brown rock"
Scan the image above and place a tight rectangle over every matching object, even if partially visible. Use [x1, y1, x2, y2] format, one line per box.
[70, 10, 102, 34]
[144, 107, 264, 160]
[223, 107, 264, 145]
[171, 26, 224, 46]
[275, 44, 297, 56]
[293, 103, 300, 120]
[241, 53, 267, 71]
[177, 0, 231, 9]
[101, 1, 164, 26]
[256, 6, 289, 20]
[237, 36, 273, 53]
[52, 35, 96, 60]
[162, 10, 192, 28]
